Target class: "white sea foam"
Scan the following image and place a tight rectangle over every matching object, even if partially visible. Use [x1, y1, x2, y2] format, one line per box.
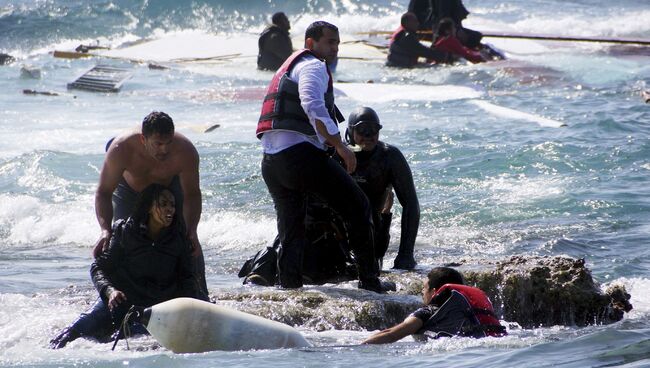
[200, 211, 276, 253]
[0, 194, 96, 247]
[607, 277, 650, 316]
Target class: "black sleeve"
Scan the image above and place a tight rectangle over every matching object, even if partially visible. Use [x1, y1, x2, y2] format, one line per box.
[388, 147, 420, 263]
[402, 33, 447, 61]
[90, 221, 125, 302]
[410, 305, 437, 322]
[177, 236, 203, 300]
[266, 33, 293, 61]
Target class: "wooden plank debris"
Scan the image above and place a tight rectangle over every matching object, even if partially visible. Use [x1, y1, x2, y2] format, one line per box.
[67, 65, 132, 92]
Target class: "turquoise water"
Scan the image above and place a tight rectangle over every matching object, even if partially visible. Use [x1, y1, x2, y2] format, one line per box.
[1, 0, 650, 366]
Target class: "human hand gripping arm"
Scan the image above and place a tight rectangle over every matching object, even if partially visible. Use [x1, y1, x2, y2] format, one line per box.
[298, 59, 356, 172]
[314, 120, 356, 173]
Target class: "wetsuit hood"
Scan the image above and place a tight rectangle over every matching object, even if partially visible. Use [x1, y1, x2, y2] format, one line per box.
[345, 106, 382, 145]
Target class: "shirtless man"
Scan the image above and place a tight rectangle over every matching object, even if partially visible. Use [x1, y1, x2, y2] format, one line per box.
[93, 111, 207, 298]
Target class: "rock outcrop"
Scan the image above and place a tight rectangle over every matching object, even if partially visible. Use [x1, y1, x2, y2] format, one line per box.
[212, 256, 632, 331]
[0, 53, 15, 65]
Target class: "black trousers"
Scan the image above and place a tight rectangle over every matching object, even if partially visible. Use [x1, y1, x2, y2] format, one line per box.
[262, 142, 379, 288]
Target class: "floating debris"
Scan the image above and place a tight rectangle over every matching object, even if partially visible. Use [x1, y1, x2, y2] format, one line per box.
[67, 64, 132, 92]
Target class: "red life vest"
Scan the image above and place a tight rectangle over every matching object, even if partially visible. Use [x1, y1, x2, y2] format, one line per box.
[256, 49, 340, 139]
[434, 36, 484, 63]
[432, 284, 506, 337]
[389, 26, 404, 44]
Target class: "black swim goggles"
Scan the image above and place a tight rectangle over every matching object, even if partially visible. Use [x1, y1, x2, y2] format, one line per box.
[355, 123, 381, 137]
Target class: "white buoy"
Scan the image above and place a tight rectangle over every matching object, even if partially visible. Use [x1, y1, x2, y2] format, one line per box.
[141, 297, 311, 353]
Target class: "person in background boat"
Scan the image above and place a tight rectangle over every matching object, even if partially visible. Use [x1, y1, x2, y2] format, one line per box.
[50, 184, 206, 349]
[431, 0, 483, 48]
[362, 267, 506, 344]
[408, 0, 435, 31]
[434, 18, 505, 63]
[386, 12, 448, 68]
[256, 21, 391, 293]
[257, 12, 294, 71]
[94, 111, 208, 300]
[433, 18, 486, 64]
[240, 106, 420, 286]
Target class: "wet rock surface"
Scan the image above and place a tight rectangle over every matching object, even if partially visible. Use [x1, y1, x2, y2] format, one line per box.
[211, 255, 632, 331]
[0, 53, 15, 65]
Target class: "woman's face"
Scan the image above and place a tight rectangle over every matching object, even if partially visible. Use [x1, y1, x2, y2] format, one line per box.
[149, 189, 175, 227]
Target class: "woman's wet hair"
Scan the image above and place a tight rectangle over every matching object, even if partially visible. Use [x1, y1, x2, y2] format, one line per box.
[142, 111, 174, 137]
[427, 267, 464, 290]
[132, 183, 176, 225]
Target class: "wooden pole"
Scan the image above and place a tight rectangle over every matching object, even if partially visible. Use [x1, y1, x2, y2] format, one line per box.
[482, 32, 650, 46]
[355, 31, 650, 46]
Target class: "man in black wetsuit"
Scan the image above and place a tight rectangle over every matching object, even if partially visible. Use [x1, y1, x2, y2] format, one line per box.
[387, 12, 447, 68]
[257, 12, 293, 71]
[240, 107, 420, 285]
[345, 107, 420, 270]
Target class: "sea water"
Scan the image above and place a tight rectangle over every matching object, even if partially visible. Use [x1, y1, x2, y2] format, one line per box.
[1, 0, 650, 367]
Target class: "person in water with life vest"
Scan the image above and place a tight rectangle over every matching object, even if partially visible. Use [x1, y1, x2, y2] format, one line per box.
[257, 12, 293, 71]
[256, 21, 392, 293]
[362, 267, 507, 344]
[433, 18, 504, 64]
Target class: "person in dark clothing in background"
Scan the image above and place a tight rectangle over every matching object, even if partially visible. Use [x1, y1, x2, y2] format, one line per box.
[257, 12, 293, 71]
[50, 184, 206, 349]
[408, 0, 435, 30]
[407, 0, 483, 48]
[387, 12, 447, 68]
[431, 0, 483, 48]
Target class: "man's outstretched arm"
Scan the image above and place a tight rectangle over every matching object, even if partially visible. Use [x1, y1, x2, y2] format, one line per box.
[362, 316, 423, 344]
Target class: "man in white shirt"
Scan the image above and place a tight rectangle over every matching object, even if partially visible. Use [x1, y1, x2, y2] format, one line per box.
[255, 21, 388, 293]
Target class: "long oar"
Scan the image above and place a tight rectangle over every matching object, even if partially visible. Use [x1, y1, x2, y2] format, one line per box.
[482, 32, 650, 46]
[355, 30, 650, 46]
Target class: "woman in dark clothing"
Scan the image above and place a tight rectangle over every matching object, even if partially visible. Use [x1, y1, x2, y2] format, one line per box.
[50, 184, 205, 349]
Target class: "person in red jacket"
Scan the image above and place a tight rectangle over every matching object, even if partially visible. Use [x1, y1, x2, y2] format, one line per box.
[362, 267, 506, 344]
[434, 18, 486, 64]
[433, 18, 505, 64]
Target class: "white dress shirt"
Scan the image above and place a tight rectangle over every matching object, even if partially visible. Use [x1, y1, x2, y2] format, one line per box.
[261, 53, 340, 154]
